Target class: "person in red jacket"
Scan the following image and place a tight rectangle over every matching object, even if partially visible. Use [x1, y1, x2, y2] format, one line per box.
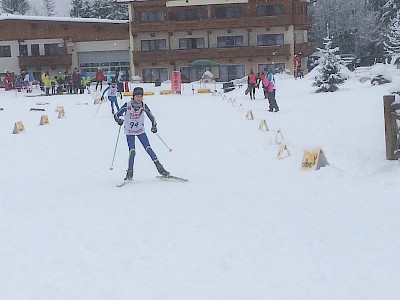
[95, 67, 104, 91]
[257, 71, 266, 99]
[247, 69, 257, 100]
[293, 55, 300, 78]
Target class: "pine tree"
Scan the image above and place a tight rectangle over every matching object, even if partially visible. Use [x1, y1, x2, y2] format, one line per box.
[91, 0, 128, 20]
[375, 0, 400, 50]
[43, 0, 55, 16]
[70, 0, 84, 17]
[380, 0, 400, 26]
[80, 0, 94, 18]
[313, 34, 347, 93]
[1, 0, 31, 15]
[92, 0, 110, 19]
[110, 2, 128, 20]
[384, 10, 400, 58]
[69, 0, 128, 20]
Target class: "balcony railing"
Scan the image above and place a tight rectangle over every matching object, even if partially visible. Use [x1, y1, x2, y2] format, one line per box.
[132, 15, 296, 33]
[133, 44, 291, 62]
[18, 54, 72, 68]
[294, 42, 313, 56]
[293, 14, 312, 29]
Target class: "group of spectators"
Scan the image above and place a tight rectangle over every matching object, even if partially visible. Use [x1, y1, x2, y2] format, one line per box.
[3, 67, 128, 96]
[3, 71, 34, 92]
[40, 68, 108, 96]
[247, 68, 279, 112]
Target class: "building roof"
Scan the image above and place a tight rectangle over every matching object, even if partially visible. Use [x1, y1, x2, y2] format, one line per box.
[0, 13, 128, 24]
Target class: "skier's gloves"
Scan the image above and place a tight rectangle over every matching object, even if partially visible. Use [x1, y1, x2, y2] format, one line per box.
[101, 96, 104, 101]
[116, 118, 124, 126]
[151, 126, 157, 133]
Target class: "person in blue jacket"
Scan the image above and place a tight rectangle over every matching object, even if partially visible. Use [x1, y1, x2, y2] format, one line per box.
[114, 86, 170, 181]
[101, 79, 122, 114]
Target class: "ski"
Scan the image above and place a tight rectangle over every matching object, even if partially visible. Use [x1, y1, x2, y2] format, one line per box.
[116, 180, 133, 187]
[156, 175, 189, 182]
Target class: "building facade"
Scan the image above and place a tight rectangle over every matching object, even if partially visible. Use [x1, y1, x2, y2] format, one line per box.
[0, 14, 130, 81]
[117, 0, 312, 82]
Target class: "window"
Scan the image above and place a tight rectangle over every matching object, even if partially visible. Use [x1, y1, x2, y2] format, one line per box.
[140, 11, 165, 22]
[215, 7, 241, 19]
[179, 37, 205, 49]
[259, 63, 286, 74]
[79, 61, 130, 79]
[31, 44, 40, 56]
[0, 45, 11, 57]
[217, 36, 244, 47]
[44, 43, 66, 56]
[141, 39, 167, 51]
[295, 32, 305, 43]
[19, 45, 28, 57]
[256, 4, 284, 16]
[218, 65, 245, 82]
[180, 66, 206, 83]
[257, 34, 284, 46]
[174, 8, 203, 21]
[142, 68, 168, 83]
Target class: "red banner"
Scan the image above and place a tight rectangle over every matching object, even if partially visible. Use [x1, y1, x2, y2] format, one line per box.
[170, 71, 182, 94]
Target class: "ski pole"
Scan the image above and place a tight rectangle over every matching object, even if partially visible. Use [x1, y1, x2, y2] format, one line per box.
[109, 125, 122, 170]
[95, 96, 104, 115]
[156, 132, 173, 152]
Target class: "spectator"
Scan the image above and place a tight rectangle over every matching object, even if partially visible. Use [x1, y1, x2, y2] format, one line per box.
[95, 67, 104, 91]
[247, 69, 257, 100]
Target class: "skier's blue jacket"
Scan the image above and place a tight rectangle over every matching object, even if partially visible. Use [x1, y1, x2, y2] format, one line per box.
[101, 84, 122, 101]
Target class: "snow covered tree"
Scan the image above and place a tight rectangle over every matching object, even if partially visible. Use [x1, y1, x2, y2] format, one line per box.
[69, 0, 128, 20]
[91, 0, 111, 19]
[70, 0, 84, 17]
[310, 0, 378, 56]
[373, 0, 400, 51]
[380, 0, 400, 26]
[384, 10, 400, 59]
[313, 34, 347, 93]
[110, 2, 128, 20]
[80, 0, 94, 18]
[1, 0, 30, 15]
[43, 0, 55, 16]
[91, 0, 128, 20]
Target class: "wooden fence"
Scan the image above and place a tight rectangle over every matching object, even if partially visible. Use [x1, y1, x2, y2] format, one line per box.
[384, 95, 400, 160]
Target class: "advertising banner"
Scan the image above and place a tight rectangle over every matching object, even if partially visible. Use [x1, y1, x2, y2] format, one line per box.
[170, 71, 182, 94]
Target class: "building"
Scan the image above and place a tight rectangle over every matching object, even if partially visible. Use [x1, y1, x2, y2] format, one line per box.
[115, 0, 312, 82]
[0, 14, 129, 81]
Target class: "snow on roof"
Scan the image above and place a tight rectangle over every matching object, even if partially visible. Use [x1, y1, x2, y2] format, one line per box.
[0, 13, 128, 24]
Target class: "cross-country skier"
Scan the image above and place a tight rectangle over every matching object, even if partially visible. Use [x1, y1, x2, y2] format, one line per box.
[101, 79, 123, 114]
[114, 86, 170, 181]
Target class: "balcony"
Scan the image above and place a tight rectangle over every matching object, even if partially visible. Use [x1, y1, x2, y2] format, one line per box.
[133, 44, 291, 63]
[293, 14, 312, 29]
[132, 15, 295, 33]
[294, 42, 313, 56]
[18, 54, 73, 68]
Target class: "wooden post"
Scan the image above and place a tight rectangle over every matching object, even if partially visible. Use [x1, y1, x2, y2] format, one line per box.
[383, 95, 396, 160]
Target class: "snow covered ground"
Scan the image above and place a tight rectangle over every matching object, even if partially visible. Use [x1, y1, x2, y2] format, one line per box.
[1, 70, 400, 299]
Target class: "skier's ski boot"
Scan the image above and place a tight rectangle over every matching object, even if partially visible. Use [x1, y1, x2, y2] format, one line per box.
[124, 170, 134, 181]
[155, 162, 170, 177]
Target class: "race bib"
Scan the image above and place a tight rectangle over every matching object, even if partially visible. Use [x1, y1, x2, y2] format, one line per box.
[124, 103, 145, 135]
